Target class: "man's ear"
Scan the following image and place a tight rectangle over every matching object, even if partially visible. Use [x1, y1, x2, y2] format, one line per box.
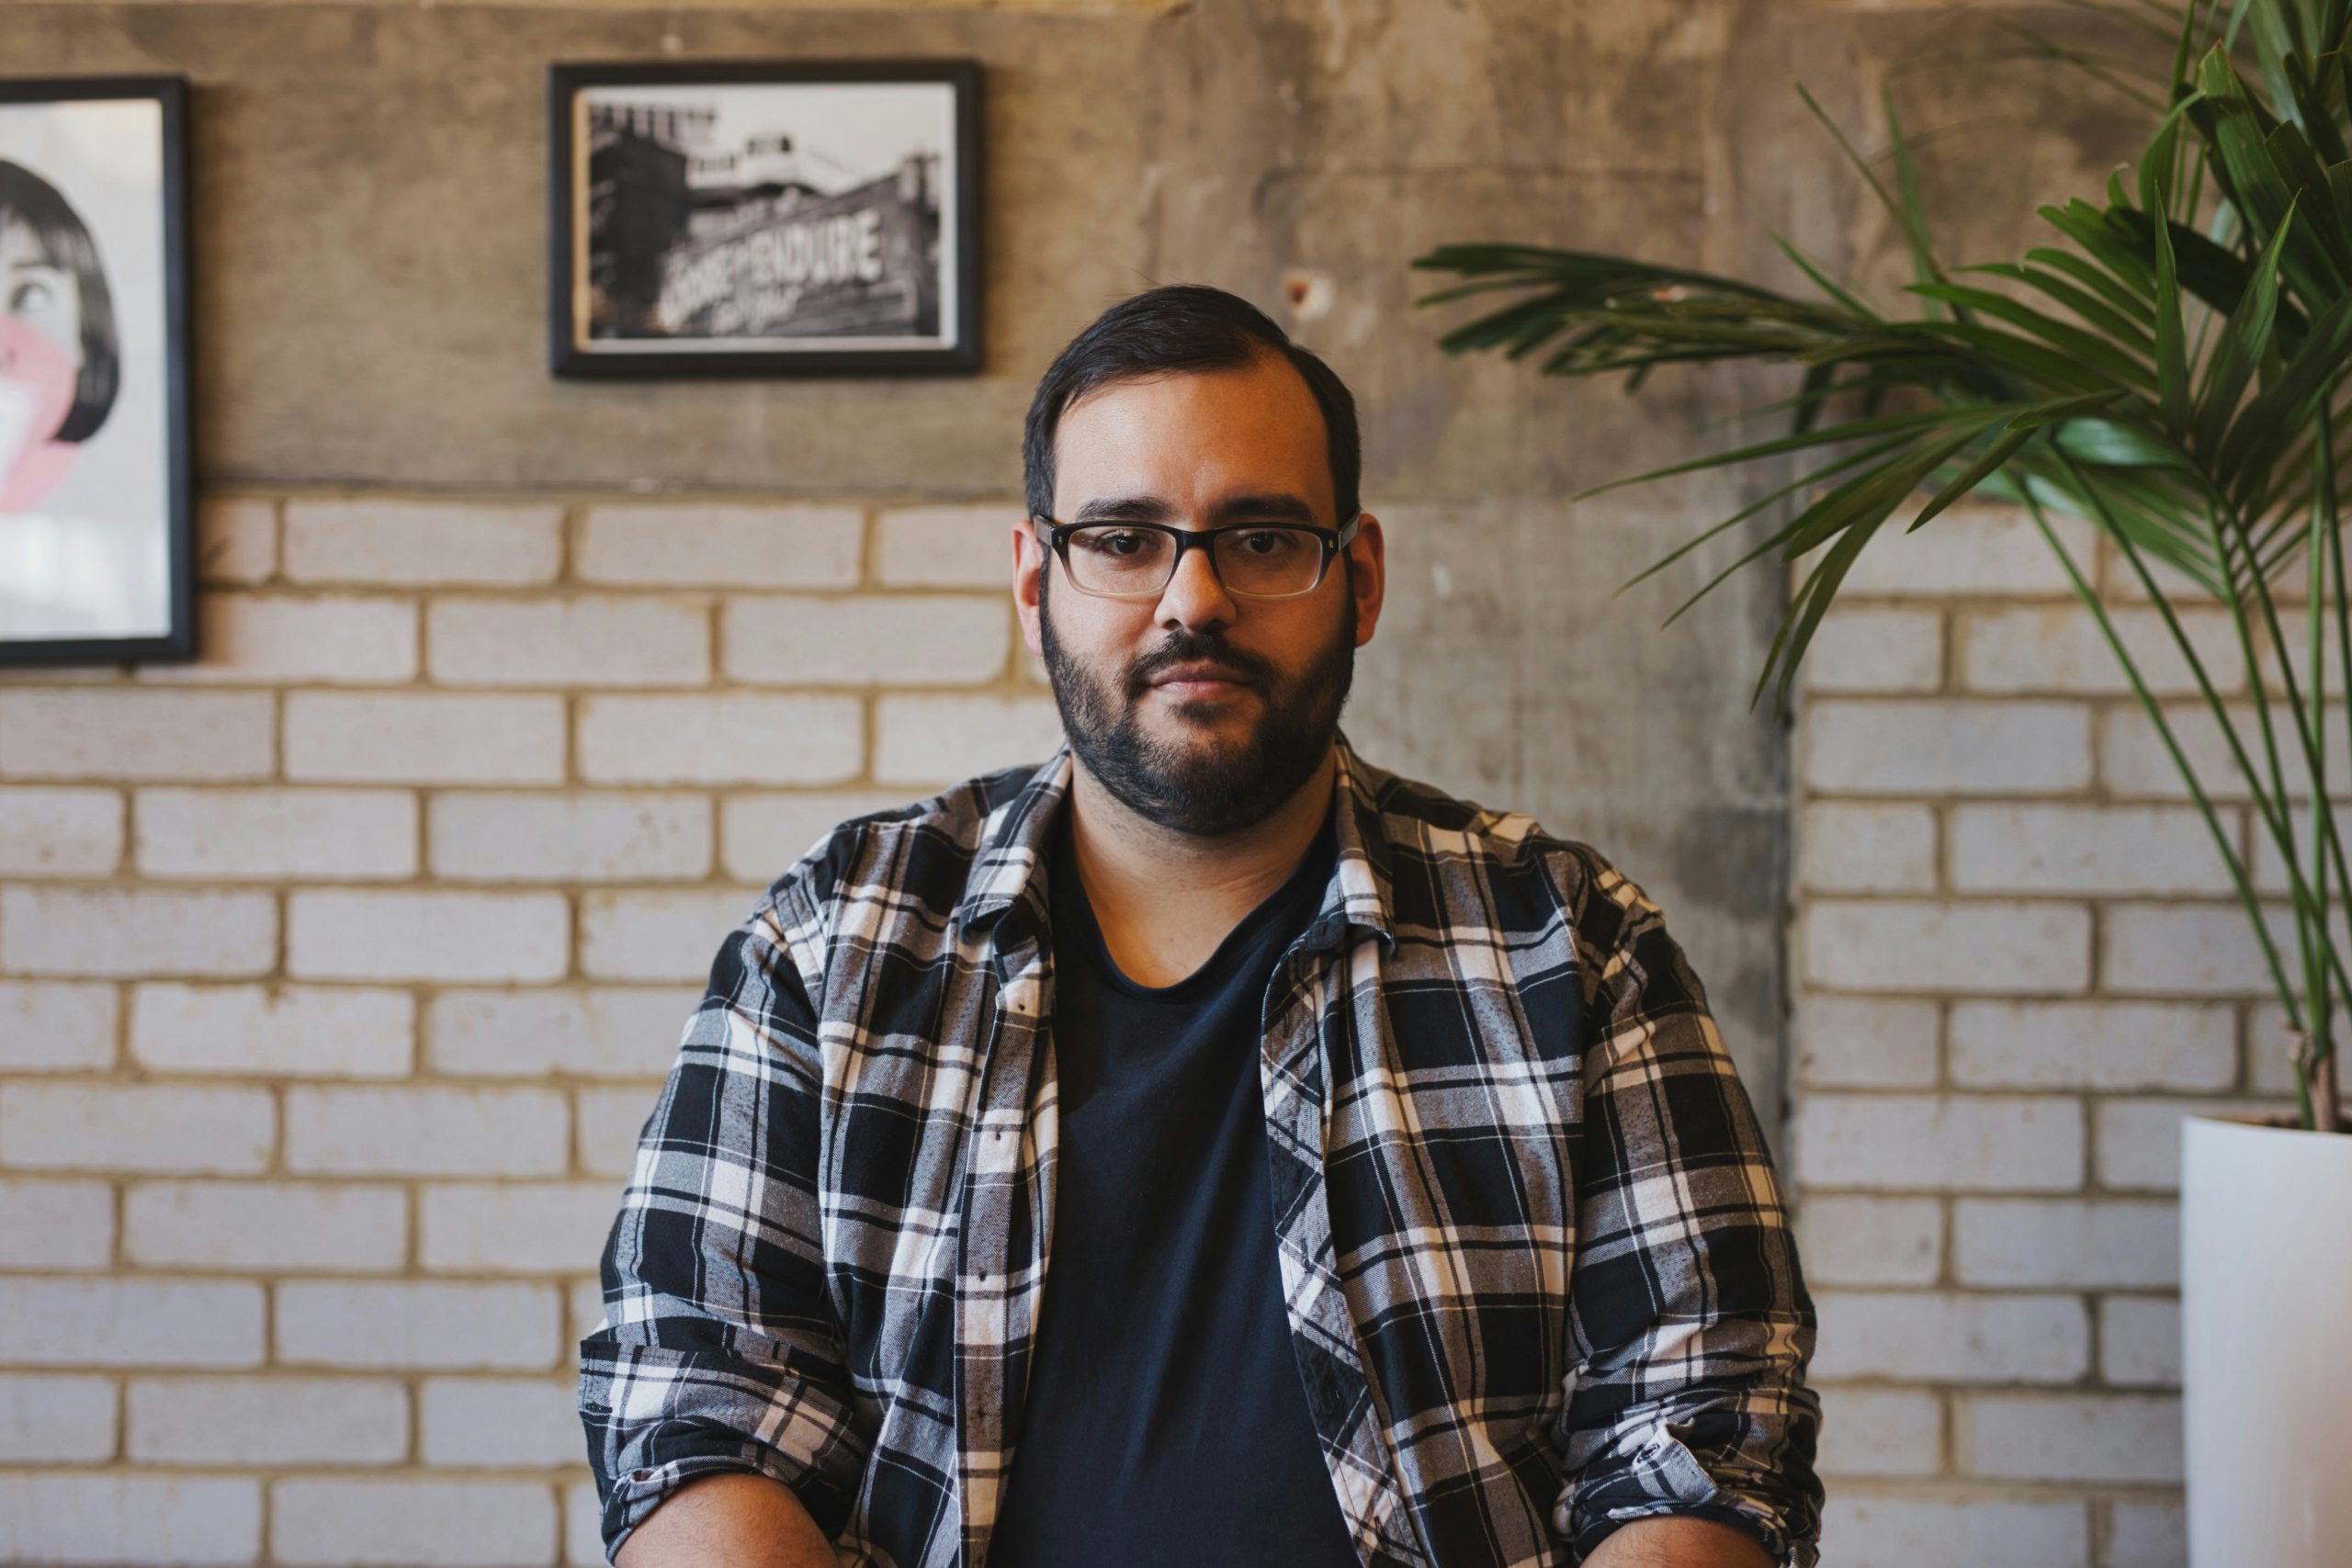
[1347, 513, 1385, 649]
[1014, 518, 1046, 656]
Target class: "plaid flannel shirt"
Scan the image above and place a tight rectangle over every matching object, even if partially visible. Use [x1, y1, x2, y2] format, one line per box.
[577, 731, 1823, 1567]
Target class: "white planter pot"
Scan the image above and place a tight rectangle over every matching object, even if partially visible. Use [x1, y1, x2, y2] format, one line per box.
[2180, 1111, 2352, 1567]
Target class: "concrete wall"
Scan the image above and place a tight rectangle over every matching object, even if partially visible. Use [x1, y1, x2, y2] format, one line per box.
[0, 2, 2196, 1564]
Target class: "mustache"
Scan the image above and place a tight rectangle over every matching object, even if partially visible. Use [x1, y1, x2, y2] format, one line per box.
[1125, 631, 1279, 698]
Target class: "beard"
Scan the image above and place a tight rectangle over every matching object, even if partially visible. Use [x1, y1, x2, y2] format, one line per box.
[1038, 569, 1355, 837]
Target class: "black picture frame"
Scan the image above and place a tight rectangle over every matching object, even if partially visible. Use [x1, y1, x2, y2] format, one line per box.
[0, 74, 194, 667]
[548, 58, 981, 379]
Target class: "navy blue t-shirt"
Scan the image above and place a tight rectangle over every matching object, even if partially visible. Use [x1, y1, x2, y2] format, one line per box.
[986, 798, 1361, 1567]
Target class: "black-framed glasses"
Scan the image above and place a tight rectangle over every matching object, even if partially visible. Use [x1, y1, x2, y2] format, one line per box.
[1031, 513, 1362, 600]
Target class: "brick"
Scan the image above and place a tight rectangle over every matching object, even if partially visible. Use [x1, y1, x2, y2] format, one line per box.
[2102, 902, 2306, 996]
[2102, 1295, 2181, 1388]
[0, 785, 120, 874]
[1949, 804, 2236, 896]
[427, 595, 710, 687]
[580, 888, 762, 982]
[1957, 604, 2244, 695]
[0, 1474, 261, 1563]
[1811, 1290, 2089, 1382]
[569, 1278, 606, 1346]
[1801, 899, 2090, 995]
[429, 987, 694, 1078]
[197, 496, 277, 584]
[2097, 1098, 2271, 1190]
[1791, 995, 1939, 1089]
[725, 593, 1011, 686]
[420, 1376, 582, 1467]
[565, 1478, 603, 1568]
[0, 979, 115, 1069]
[577, 502, 862, 589]
[875, 503, 1018, 588]
[276, 1281, 559, 1371]
[875, 694, 1065, 784]
[2098, 700, 2351, 800]
[1793, 1195, 1940, 1285]
[285, 692, 567, 784]
[2251, 818, 2352, 895]
[2247, 1000, 2305, 1094]
[0, 687, 273, 782]
[1793, 1093, 2082, 1191]
[575, 1088, 657, 1178]
[0, 1083, 274, 1175]
[1948, 999, 2235, 1091]
[1804, 699, 2092, 794]
[129, 1375, 407, 1465]
[288, 889, 570, 984]
[1816, 1495, 2086, 1568]
[1813, 1386, 1940, 1477]
[428, 792, 711, 882]
[1832, 501, 2098, 597]
[0, 1278, 265, 1366]
[1795, 802, 1936, 893]
[1, 886, 277, 979]
[1800, 605, 1942, 694]
[272, 1477, 558, 1565]
[2108, 1499, 2188, 1568]
[1952, 1197, 2177, 1288]
[125, 1181, 407, 1272]
[136, 592, 419, 685]
[421, 1182, 616, 1274]
[130, 983, 413, 1077]
[135, 786, 418, 881]
[286, 1086, 569, 1178]
[721, 789, 917, 881]
[0, 1178, 112, 1268]
[1963, 1393, 2182, 1483]
[284, 498, 561, 586]
[0, 1373, 115, 1461]
[576, 693, 863, 785]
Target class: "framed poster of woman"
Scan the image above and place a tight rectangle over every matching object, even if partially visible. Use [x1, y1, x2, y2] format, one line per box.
[0, 76, 192, 665]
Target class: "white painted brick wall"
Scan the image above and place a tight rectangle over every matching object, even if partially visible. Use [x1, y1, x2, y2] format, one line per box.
[428, 791, 712, 884]
[134, 786, 420, 880]
[724, 593, 1012, 685]
[0, 886, 279, 977]
[576, 502, 862, 589]
[1789, 512, 2297, 1565]
[285, 1086, 569, 1177]
[0, 784, 123, 874]
[0, 979, 115, 1070]
[0, 1372, 117, 1461]
[127, 1374, 409, 1465]
[283, 499, 562, 587]
[427, 595, 712, 688]
[123, 1181, 409, 1272]
[0, 687, 275, 781]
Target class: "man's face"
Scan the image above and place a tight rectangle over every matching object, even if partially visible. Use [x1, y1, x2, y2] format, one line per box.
[1014, 350, 1385, 837]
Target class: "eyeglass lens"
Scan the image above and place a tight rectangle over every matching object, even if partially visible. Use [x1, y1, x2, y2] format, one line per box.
[1064, 525, 1323, 596]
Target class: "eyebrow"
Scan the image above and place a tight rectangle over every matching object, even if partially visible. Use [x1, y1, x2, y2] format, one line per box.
[1069, 491, 1321, 525]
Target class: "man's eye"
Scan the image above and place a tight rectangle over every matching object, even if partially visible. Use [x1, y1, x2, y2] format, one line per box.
[1234, 529, 1301, 556]
[1079, 530, 1151, 555]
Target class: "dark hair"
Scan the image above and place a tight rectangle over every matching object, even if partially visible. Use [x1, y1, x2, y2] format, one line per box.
[1023, 284, 1360, 527]
[0, 158, 119, 445]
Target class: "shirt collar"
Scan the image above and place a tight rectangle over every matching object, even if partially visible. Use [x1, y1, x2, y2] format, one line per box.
[950, 727, 1399, 957]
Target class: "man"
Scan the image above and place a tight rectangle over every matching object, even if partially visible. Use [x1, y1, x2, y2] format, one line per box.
[577, 285, 1823, 1568]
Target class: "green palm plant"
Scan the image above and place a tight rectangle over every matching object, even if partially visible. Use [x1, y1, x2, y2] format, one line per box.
[1412, 0, 2352, 1134]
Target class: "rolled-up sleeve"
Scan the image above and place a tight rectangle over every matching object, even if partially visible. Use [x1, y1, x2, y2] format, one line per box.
[1552, 852, 1822, 1566]
[576, 877, 867, 1563]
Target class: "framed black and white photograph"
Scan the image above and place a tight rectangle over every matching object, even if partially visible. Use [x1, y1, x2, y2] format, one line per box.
[0, 76, 192, 665]
[549, 58, 980, 378]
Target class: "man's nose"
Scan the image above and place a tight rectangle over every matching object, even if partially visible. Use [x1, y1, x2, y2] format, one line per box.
[1153, 536, 1238, 631]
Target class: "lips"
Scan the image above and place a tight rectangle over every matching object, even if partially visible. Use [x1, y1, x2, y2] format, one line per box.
[1149, 661, 1252, 690]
